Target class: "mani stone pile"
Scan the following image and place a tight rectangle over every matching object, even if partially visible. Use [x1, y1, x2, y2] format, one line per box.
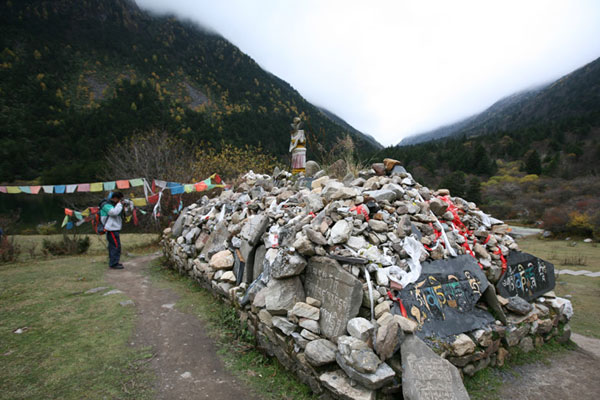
[162, 159, 573, 400]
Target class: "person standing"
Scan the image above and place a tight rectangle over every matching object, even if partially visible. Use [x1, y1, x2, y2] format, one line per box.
[100, 192, 131, 269]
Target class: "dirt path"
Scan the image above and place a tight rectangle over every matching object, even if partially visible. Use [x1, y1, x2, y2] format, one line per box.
[496, 339, 600, 400]
[106, 254, 260, 400]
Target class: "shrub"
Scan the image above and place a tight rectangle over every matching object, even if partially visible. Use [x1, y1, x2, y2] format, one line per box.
[36, 221, 58, 235]
[542, 207, 570, 234]
[0, 236, 21, 263]
[42, 234, 90, 256]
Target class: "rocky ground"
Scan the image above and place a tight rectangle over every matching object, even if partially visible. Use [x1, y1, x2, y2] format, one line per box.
[104, 255, 600, 400]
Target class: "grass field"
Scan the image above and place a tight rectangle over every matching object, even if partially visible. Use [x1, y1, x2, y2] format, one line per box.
[518, 236, 600, 339]
[0, 254, 154, 399]
[11, 233, 159, 261]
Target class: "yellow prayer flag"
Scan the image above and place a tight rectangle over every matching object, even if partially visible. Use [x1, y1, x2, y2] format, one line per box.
[132, 198, 147, 207]
[90, 182, 103, 192]
[81, 208, 91, 217]
[184, 184, 195, 193]
[7, 186, 21, 194]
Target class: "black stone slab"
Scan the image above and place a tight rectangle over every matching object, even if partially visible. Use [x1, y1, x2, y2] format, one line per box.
[392, 255, 494, 339]
[496, 251, 555, 302]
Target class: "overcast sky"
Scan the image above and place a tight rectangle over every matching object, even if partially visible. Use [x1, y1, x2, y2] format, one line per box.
[136, 0, 600, 146]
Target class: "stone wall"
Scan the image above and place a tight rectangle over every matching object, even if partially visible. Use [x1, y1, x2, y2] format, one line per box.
[161, 163, 573, 400]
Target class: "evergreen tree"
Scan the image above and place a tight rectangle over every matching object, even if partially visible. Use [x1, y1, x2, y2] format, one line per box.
[524, 150, 542, 175]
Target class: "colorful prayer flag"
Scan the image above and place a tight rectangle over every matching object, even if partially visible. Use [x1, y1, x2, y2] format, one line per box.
[64, 208, 74, 216]
[54, 185, 66, 194]
[81, 208, 91, 217]
[148, 193, 159, 204]
[66, 221, 74, 230]
[61, 215, 69, 227]
[132, 198, 148, 207]
[77, 183, 90, 192]
[66, 184, 77, 193]
[30, 186, 42, 194]
[195, 182, 208, 192]
[90, 182, 103, 192]
[170, 185, 184, 195]
[129, 178, 144, 187]
[184, 184, 194, 193]
[7, 186, 21, 194]
[116, 180, 130, 189]
[74, 211, 83, 220]
[103, 181, 116, 191]
[42, 185, 54, 194]
[0, 186, 7, 193]
[19, 186, 32, 194]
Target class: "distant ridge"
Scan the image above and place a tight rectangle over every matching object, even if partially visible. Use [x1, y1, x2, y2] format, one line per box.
[399, 56, 600, 146]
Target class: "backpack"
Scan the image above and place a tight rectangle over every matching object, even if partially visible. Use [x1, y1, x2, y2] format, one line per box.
[93, 199, 110, 234]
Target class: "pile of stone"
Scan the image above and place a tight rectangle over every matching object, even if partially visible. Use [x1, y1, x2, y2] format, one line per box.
[162, 159, 572, 400]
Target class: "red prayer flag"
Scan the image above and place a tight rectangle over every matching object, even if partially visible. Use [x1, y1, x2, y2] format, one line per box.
[195, 182, 208, 192]
[64, 208, 74, 216]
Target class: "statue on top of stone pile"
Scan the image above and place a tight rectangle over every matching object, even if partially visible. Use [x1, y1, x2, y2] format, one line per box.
[289, 116, 306, 174]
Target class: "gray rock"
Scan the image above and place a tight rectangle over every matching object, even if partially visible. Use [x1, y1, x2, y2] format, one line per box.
[336, 353, 396, 390]
[293, 234, 316, 256]
[319, 370, 375, 400]
[240, 215, 269, 246]
[299, 318, 321, 334]
[401, 334, 470, 400]
[184, 227, 200, 243]
[305, 160, 321, 177]
[209, 250, 234, 270]
[252, 245, 267, 282]
[368, 219, 388, 233]
[338, 336, 381, 373]
[272, 316, 297, 336]
[305, 193, 325, 213]
[304, 227, 328, 245]
[171, 211, 186, 237]
[347, 318, 374, 342]
[305, 257, 363, 338]
[451, 334, 476, 356]
[265, 277, 306, 315]
[85, 286, 108, 294]
[305, 339, 337, 366]
[393, 315, 418, 333]
[363, 189, 397, 203]
[200, 221, 230, 260]
[506, 296, 534, 315]
[271, 252, 307, 279]
[301, 329, 321, 341]
[519, 337, 534, 353]
[347, 235, 368, 251]
[375, 320, 401, 361]
[329, 220, 352, 245]
[258, 309, 273, 327]
[119, 300, 135, 307]
[102, 289, 123, 296]
[291, 302, 320, 320]
[429, 198, 449, 217]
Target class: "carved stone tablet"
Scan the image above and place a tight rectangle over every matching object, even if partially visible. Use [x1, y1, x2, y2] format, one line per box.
[304, 256, 363, 338]
[496, 251, 555, 301]
[394, 255, 494, 338]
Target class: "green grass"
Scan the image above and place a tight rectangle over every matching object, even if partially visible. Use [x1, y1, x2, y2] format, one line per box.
[148, 260, 319, 400]
[464, 340, 576, 400]
[518, 237, 600, 338]
[0, 254, 154, 400]
[12, 233, 159, 261]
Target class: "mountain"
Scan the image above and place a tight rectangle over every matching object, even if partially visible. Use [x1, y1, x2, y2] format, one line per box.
[317, 107, 383, 150]
[400, 56, 600, 145]
[0, 0, 380, 184]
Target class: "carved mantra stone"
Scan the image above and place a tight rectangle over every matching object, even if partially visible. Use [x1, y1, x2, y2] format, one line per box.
[496, 251, 555, 301]
[304, 256, 363, 338]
